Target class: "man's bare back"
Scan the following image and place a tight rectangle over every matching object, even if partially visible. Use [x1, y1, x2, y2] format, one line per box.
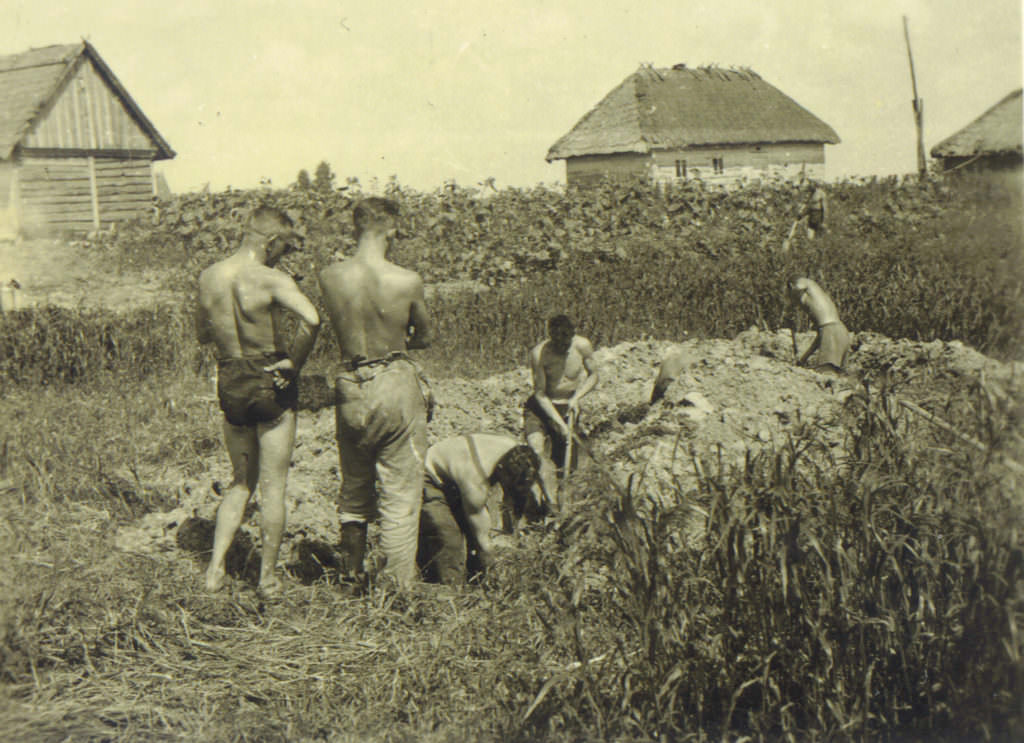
[195, 207, 320, 596]
[791, 277, 841, 328]
[317, 197, 432, 587]
[318, 256, 430, 364]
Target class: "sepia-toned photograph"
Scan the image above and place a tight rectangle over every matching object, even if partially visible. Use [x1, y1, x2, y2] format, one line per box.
[1, 1, 1021, 740]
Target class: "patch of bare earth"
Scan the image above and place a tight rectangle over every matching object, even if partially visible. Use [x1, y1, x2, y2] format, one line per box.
[0, 237, 180, 310]
[115, 328, 1024, 580]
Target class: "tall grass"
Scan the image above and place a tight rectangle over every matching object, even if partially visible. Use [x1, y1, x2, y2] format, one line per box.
[535, 383, 1024, 741]
[2, 374, 1019, 741]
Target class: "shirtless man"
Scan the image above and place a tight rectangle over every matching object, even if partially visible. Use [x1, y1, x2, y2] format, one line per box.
[789, 277, 852, 372]
[524, 315, 599, 476]
[800, 182, 828, 239]
[318, 197, 432, 588]
[196, 206, 321, 596]
[418, 433, 556, 584]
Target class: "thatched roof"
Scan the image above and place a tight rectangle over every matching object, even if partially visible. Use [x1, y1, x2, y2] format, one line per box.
[930, 89, 1023, 158]
[547, 65, 840, 161]
[0, 41, 175, 161]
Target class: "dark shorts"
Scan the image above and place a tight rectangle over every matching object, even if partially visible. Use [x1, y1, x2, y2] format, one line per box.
[523, 396, 578, 470]
[808, 211, 825, 232]
[217, 352, 298, 427]
[816, 322, 852, 372]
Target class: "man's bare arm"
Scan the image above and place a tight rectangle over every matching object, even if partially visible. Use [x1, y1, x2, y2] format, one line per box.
[406, 279, 431, 350]
[797, 334, 820, 367]
[194, 303, 213, 345]
[270, 273, 321, 369]
[569, 339, 599, 410]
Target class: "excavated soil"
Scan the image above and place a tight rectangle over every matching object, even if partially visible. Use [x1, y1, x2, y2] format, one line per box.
[114, 328, 1023, 581]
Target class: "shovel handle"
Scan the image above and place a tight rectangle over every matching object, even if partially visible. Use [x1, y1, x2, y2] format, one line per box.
[563, 409, 576, 481]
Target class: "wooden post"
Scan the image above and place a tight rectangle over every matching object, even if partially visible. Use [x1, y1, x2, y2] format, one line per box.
[87, 156, 100, 229]
[903, 16, 928, 178]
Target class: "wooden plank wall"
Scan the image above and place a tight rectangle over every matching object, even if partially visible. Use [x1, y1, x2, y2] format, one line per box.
[651, 143, 826, 186]
[95, 158, 154, 222]
[566, 152, 650, 185]
[22, 57, 154, 152]
[0, 163, 15, 238]
[17, 156, 155, 233]
[18, 157, 95, 233]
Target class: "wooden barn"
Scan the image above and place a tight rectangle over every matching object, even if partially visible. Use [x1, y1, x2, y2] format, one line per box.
[0, 41, 175, 237]
[930, 88, 1022, 185]
[546, 64, 840, 187]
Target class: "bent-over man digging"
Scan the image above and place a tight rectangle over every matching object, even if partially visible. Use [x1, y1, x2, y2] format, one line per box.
[418, 433, 556, 585]
[789, 277, 852, 373]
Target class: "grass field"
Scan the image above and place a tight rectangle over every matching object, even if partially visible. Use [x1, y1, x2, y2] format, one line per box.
[1, 175, 1022, 741]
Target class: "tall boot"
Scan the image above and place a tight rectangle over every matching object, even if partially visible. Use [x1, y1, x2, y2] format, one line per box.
[337, 521, 368, 595]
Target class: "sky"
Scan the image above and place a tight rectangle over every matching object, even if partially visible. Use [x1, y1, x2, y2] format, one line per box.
[2, 0, 1021, 193]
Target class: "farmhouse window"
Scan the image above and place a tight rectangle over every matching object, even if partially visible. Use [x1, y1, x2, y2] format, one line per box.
[675, 159, 687, 179]
[713, 157, 724, 174]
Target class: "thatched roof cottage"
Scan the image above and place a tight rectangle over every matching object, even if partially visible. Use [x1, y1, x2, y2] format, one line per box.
[547, 64, 840, 187]
[0, 41, 175, 237]
[930, 89, 1022, 183]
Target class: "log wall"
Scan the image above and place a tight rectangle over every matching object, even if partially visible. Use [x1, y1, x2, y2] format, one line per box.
[651, 143, 826, 186]
[0, 162, 15, 238]
[564, 143, 828, 187]
[565, 153, 650, 184]
[16, 156, 154, 234]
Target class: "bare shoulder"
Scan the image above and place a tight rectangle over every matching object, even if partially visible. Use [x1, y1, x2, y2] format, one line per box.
[388, 263, 425, 291]
[573, 335, 596, 356]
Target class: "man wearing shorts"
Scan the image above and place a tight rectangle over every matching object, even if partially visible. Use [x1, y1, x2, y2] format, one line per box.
[418, 433, 556, 584]
[318, 197, 432, 588]
[789, 277, 852, 372]
[524, 315, 599, 481]
[800, 181, 828, 239]
[196, 206, 321, 596]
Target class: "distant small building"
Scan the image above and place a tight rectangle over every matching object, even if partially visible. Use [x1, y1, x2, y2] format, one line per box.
[931, 89, 1022, 185]
[0, 41, 175, 237]
[546, 64, 840, 187]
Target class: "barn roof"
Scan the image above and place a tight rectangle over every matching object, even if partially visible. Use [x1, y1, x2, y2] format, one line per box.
[546, 65, 840, 161]
[930, 88, 1023, 158]
[0, 41, 175, 161]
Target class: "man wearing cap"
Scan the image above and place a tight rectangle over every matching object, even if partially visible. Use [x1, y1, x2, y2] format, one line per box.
[318, 197, 432, 589]
[196, 205, 321, 596]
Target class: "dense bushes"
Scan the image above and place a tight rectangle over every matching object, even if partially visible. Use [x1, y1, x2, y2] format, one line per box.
[0, 305, 207, 385]
[3, 175, 1020, 387]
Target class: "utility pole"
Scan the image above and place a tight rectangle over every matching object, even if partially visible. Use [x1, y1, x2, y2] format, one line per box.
[903, 16, 928, 178]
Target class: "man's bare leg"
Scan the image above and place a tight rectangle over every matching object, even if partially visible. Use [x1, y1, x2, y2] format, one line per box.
[206, 422, 260, 592]
[254, 410, 297, 596]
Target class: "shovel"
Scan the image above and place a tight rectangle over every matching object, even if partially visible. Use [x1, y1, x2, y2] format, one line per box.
[562, 408, 576, 483]
[781, 218, 800, 253]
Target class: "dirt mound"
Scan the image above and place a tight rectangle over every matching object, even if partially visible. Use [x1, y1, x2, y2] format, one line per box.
[116, 329, 1022, 571]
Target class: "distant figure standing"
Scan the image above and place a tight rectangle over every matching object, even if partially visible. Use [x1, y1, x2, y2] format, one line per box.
[418, 433, 555, 584]
[789, 277, 852, 372]
[524, 315, 599, 478]
[196, 206, 321, 596]
[800, 182, 828, 239]
[318, 197, 432, 589]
